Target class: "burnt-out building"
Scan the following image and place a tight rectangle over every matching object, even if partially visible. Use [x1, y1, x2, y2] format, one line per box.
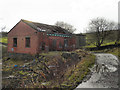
[7, 19, 76, 55]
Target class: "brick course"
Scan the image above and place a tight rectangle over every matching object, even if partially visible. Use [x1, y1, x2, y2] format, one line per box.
[8, 20, 76, 55]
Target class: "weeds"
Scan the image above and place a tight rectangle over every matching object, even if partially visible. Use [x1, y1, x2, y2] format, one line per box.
[2, 46, 96, 89]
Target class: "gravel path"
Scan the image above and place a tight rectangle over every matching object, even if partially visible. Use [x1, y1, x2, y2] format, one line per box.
[75, 53, 119, 89]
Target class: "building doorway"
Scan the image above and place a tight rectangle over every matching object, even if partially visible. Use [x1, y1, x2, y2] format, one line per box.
[52, 39, 56, 51]
[41, 42, 45, 50]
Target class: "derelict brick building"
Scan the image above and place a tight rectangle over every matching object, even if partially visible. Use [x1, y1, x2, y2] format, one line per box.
[7, 19, 77, 54]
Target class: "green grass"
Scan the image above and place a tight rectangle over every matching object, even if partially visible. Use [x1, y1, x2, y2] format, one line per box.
[85, 39, 120, 59]
[0, 37, 8, 43]
[60, 53, 96, 89]
[105, 47, 120, 60]
[85, 40, 120, 48]
[101, 41, 118, 46]
[89, 46, 120, 60]
[40, 51, 62, 56]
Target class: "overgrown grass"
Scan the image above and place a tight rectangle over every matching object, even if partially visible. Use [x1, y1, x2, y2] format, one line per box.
[102, 47, 120, 60]
[89, 46, 120, 60]
[40, 51, 63, 56]
[2, 44, 96, 89]
[56, 52, 96, 89]
[0, 37, 8, 43]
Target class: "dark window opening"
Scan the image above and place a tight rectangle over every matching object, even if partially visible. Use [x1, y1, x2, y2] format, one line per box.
[13, 38, 17, 47]
[52, 39, 56, 50]
[64, 39, 68, 48]
[25, 37, 30, 47]
[41, 42, 45, 50]
[59, 42, 62, 48]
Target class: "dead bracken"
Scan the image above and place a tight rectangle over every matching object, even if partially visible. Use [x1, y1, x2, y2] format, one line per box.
[2, 50, 95, 89]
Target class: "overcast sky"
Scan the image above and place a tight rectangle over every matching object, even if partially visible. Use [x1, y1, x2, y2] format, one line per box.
[0, 0, 119, 33]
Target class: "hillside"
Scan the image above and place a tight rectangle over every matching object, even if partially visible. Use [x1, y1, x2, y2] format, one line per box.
[85, 30, 120, 47]
[0, 37, 7, 44]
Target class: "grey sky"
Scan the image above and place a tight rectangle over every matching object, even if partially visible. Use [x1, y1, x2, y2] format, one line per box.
[0, 0, 119, 33]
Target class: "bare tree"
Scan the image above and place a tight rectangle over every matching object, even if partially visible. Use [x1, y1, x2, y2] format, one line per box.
[87, 17, 116, 48]
[0, 26, 7, 37]
[55, 21, 76, 33]
[1, 26, 6, 31]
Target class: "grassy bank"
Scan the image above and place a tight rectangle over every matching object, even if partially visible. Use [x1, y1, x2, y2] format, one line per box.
[2, 46, 95, 89]
[0, 37, 8, 44]
[91, 47, 120, 60]
[106, 47, 120, 59]
[59, 52, 95, 89]
[85, 38, 120, 60]
[85, 41, 120, 48]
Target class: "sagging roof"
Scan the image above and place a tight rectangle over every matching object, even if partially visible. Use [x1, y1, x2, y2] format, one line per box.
[21, 19, 71, 34]
[75, 34, 86, 36]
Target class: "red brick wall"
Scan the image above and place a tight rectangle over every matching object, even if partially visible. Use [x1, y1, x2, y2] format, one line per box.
[8, 21, 76, 55]
[49, 36, 64, 51]
[48, 36, 76, 51]
[8, 21, 39, 55]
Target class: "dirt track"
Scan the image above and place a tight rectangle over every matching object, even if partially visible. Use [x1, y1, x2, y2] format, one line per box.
[76, 53, 119, 88]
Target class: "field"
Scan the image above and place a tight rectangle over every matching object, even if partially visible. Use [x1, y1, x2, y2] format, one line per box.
[85, 30, 120, 48]
[0, 37, 8, 44]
